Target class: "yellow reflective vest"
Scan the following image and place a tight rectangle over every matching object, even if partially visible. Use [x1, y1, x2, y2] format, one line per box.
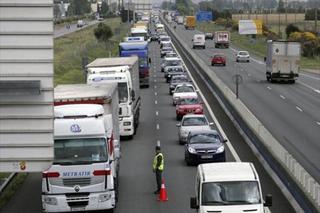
[153, 153, 164, 171]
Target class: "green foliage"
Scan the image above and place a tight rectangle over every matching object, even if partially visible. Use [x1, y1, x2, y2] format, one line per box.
[94, 23, 114, 47]
[67, 0, 91, 16]
[305, 9, 320, 21]
[277, 0, 285, 13]
[100, 1, 109, 17]
[285, 24, 300, 38]
[176, 0, 193, 15]
[161, 1, 176, 10]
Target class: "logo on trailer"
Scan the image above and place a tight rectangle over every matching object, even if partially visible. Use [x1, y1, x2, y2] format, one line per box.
[70, 124, 81, 133]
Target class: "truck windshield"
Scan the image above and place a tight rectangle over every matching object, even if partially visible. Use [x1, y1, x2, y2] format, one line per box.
[118, 82, 129, 103]
[201, 181, 261, 205]
[54, 138, 108, 165]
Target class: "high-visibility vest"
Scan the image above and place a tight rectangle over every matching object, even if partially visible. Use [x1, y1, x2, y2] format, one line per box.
[153, 153, 164, 171]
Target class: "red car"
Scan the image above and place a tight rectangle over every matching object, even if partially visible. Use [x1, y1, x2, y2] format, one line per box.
[175, 97, 203, 120]
[211, 54, 226, 66]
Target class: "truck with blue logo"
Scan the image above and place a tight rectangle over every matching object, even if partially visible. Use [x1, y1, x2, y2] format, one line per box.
[119, 41, 150, 88]
[42, 84, 120, 212]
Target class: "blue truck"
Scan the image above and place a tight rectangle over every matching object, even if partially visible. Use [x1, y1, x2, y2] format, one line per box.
[119, 41, 150, 88]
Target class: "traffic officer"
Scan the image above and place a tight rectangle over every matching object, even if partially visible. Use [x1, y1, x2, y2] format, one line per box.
[153, 146, 164, 194]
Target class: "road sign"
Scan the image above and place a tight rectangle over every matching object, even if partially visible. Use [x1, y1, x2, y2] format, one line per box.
[196, 11, 213, 22]
[238, 20, 263, 35]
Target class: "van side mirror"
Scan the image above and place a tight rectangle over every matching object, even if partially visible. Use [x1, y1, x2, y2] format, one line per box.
[192, 39, 194, 41]
[131, 90, 135, 101]
[264, 57, 267, 62]
[209, 122, 214, 126]
[223, 139, 228, 143]
[190, 197, 198, 209]
[149, 58, 152, 64]
[114, 147, 121, 159]
[176, 123, 181, 127]
[264, 194, 272, 207]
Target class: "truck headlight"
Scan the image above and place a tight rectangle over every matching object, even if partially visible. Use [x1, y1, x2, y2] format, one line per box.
[188, 147, 197, 154]
[216, 145, 225, 153]
[174, 97, 180, 100]
[44, 197, 57, 205]
[99, 193, 111, 202]
[123, 122, 131, 126]
[181, 130, 188, 136]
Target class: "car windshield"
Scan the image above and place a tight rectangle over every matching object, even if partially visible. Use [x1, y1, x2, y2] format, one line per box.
[175, 86, 194, 93]
[178, 98, 199, 105]
[182, 117, 208, 126]
[118, 82, 129, 103]
[171, 77, 187, 83]
[214, 55, 224, 58]
[189, 133, 221, 144]
[168, 68, 183, 73]
[239, 52, 248, 56]
[163, 47, 172, 51]
[161, 37, 170, 41]
[54, 138, 108, 165]
[166, 60, 182, 66]
[201, 181, 261, 205]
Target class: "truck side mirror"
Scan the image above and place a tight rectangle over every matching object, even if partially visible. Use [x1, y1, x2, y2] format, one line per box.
[190, 197, 198, 209]
[176, 123, 181, 127]
[149, 58, 152, 64]
[131, 90, 135, 101]
[264, 194, 272, 207]
[114, 146, 121, 159]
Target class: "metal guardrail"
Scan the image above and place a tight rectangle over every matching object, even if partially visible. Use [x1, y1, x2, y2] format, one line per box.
[0, 173, 16, 195]
[162, 19, 320, 212]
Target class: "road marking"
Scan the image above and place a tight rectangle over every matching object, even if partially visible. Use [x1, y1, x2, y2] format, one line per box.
[280, 95, 286, 100]
[154, 85, 157, 89]
[155, 100, 158, 105]
[154, 79, 157, 82]
[156, 111, 159, 116]
[267, 86, 271, 90]
[300, 73, 320, 80]
[154, 74, 157, 77]
[156, 124, 160, 130]
[315, 89, 320, 94]
[172, 42, 241, 162]
[296, 106, 303, 112]
[157, 140, 161, 147]
[316, 122, 320, 126]
[297, 81, 320, 94]
[155, 92, 157, 96]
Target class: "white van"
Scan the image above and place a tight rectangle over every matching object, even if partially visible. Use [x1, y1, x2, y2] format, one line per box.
[192, 34, 205, 49]
[190, 162, 272, 213]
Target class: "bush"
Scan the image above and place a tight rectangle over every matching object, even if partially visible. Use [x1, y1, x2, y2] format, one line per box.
[285, 24, 300, 38]
[94, 23, 114, 48]
[289, 31, 320, 57]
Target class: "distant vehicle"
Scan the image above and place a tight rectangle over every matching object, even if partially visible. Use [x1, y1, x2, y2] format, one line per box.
[177, 16, 184, 25]
[205, 32, 213, 40]
[77, 20, 85, 28]
[184, 16, 196, 30]
[192, 34, 206, 49]
[161, 46, 173, 58]
[214, 31, 230, 48]
[161, 57, 182, 72]
[190, 162, 272, 211]
[130, 28, 148, 41]
[150, 32, 158, 41]
[211, 54, 226, 66]
[169, 75, 189, 95]
[159, 35, 171, 48]
[156, 23, 165, 32]
[164, 51, 178, 58]
[172, 83, 198, 105]
[175, 97, 204, 120]
[236, 51, 250, 63]
[177, 114, 213, 144]
[184, 129, 226, 165]
[165, 66, 185, 83]
[266, 40, 300, 83]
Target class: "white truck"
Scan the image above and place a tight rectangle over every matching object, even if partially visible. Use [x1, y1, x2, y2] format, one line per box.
[190, 162, 272, 213]
[42, 104, 116, 213]
[266, 40, 301, 83]
[86, 57, 140, 138]
[193, 34, 206, 49]
[177, 16, 184, 25]
[214, 31, 230, 48]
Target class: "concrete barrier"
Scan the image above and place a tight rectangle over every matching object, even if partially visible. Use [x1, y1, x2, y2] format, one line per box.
[164, 21, 320, 211]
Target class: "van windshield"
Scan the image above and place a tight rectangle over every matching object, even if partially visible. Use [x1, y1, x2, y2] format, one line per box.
[118, 82, 129, 103]
[54, 138, 108, 165]
[202, 181, 261, 205]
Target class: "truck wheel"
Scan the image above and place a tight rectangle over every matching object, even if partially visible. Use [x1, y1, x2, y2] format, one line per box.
[290, 80, 295, 84]
[203, 46, 205, 49]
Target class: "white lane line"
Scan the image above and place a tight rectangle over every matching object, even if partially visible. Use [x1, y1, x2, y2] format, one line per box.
[297, 81, 320, 94]
[156, 111, 159, 116]
[154, 74, 157, 77]
[154, 79, 157, 82]
[156, 124, 160, 130]
[296, 106, 303, 112]
[300, 72, 320, 80]
[267, 86, 271, 90]
[280, 95, 286, 100]
[155, 100, 158, 105]
[172, 42, 241, 162]
[316, 122, 320, 126]
[157, 140, 161, 147]
[154, 85, 157, 89]
[155, 92, 158, 96]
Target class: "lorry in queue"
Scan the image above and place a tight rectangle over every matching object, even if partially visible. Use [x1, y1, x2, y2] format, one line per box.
[184, 16, 196, 30]
[214, 31, 230, 48]
[119, 41, 150, 87]
[177, 16, 184, 25]
[192, 34, 206, 49]
[42, 103, 117, 212]
[190, 162, 272, 213]
[130, 28, 149, 41]
[86, 57, 141, 138]
[265, 40, 300, 83]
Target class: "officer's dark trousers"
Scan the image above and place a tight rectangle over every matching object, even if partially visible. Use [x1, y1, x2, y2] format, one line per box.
[155, 170, 162, 191]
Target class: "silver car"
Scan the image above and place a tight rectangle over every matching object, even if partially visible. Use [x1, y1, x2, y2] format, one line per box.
[176, 114, 213, 144]
[236, 51, 250, 62]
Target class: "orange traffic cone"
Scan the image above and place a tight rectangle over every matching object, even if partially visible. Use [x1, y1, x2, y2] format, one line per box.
[158, 179, 168, 202]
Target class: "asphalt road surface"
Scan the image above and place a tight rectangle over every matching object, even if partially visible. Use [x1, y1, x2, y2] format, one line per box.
[1, 35, 294, 213]
[54, 20, 99, 38]
[169, 24, 320, 182]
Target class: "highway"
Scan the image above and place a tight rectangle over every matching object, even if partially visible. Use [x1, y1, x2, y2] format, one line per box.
[169, 24, 320, 182]
[1, 29, 294, 212]
[54, 20, 99, 38]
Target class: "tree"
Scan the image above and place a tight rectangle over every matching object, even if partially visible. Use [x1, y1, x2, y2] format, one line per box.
[100, 1, 109, 17]
[67, 0, 91, 16]
[285, 24, 300, 38]
[94, 23, 114, 50]
[277, 0, 285, 13]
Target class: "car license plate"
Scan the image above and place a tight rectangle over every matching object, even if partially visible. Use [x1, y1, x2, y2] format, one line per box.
[201, 155, 212, 159]
[71, 207, 85, 211]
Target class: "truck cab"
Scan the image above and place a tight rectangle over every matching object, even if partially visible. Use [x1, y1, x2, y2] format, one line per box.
[190, 162, 272, 213]
[42, 104, 116, 212]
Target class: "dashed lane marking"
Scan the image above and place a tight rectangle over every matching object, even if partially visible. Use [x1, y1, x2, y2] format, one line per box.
[156, 124, 160, 130]
[296, 106, 303, 112]
[155, 92, 157, 96]
[316, 122, 320, 126]
[267, 86, 271, 90]
[156, 111, 159, 116]
[155, 100, 158, 105]
[157, 140, 161, 147]
[280, 95, 286, 100]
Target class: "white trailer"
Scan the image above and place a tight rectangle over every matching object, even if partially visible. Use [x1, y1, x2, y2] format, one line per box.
[42, 104, 116, 212]
[177, 16, 184, 25]
[86, 57, 140, 138]
[266, 40, 301, 83]
[214, 31, 230, 48]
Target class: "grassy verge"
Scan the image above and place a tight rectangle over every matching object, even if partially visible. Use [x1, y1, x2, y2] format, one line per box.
[54, 17, 131, 85]
[197, 22, 320, 70]
[0, 173, 27, 209]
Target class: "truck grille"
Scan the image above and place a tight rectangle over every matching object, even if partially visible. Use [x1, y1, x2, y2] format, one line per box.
[63, 178, 91, 187]
[66, 193, 90, 208]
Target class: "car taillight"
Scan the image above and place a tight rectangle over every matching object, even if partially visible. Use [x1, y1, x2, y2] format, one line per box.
[42, 172, 60, 178]
[93, 169, 111, 176]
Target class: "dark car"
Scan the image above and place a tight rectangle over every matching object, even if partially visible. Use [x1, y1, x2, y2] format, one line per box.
[184, 129, 227, 165]
[164, 66, 184, 82]
[169, 75, 189, 95]
[161, 46, 173, 57]
[205, 32, 214, 40]
[211, 54, 226, 66]
[150, 32, 158, 41]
